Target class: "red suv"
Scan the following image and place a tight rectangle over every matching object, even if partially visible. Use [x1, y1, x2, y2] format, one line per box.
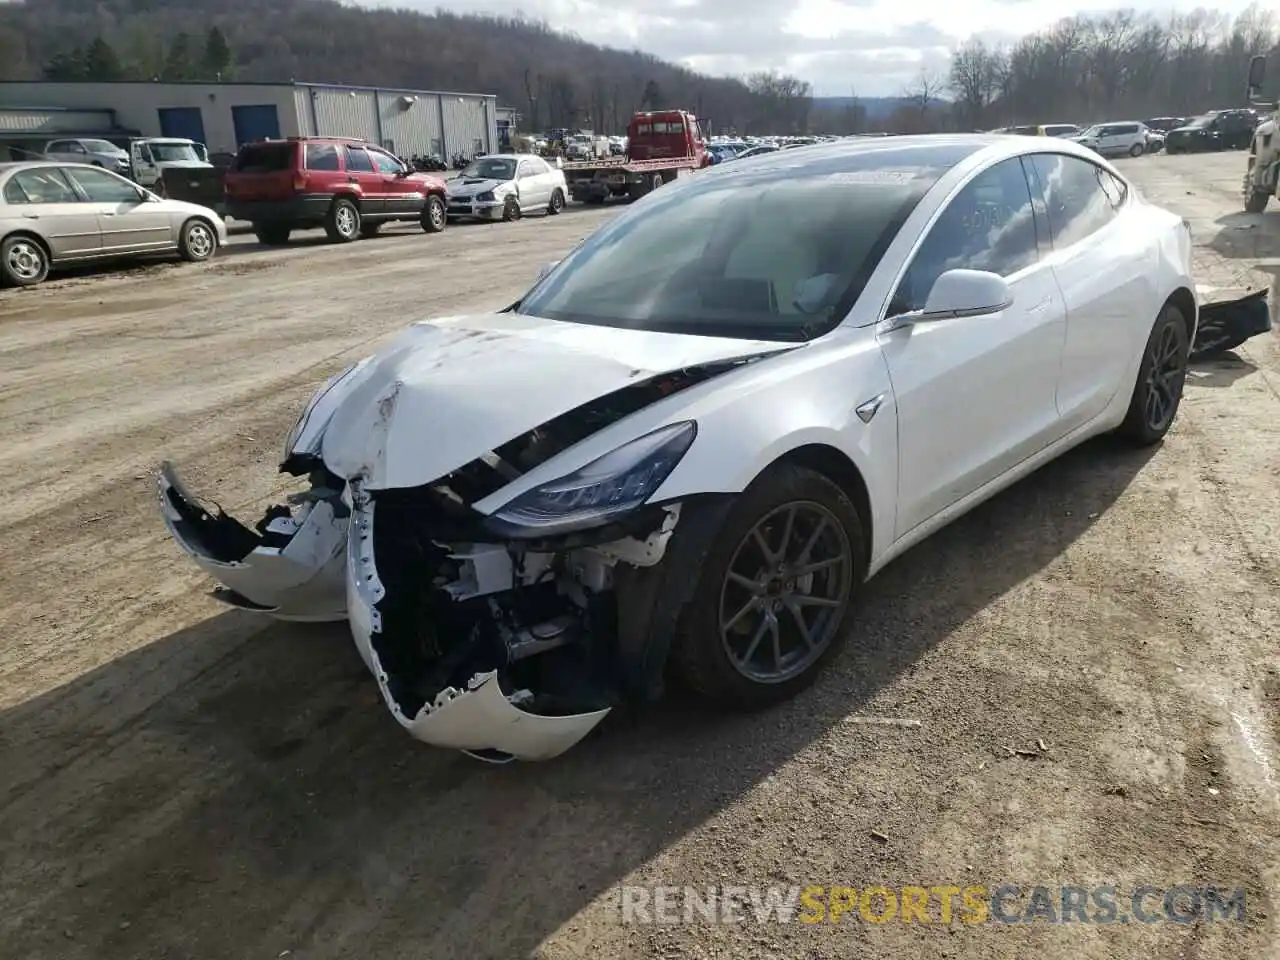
[224, 137, 448, 245]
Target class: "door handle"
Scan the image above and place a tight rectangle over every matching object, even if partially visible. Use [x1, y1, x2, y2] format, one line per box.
[101, 211, 116, 217]
[21, 213, 38, 220]
[1027, 296, 1052, 313]
[347, 177, 358, 183]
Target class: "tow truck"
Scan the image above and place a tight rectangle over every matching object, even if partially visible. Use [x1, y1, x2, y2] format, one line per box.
[562, 109, 713, 204]
[1242, 54, 1279, 212]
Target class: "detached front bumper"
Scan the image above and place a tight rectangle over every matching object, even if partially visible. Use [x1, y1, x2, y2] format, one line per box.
[157, 464, 613, 761]
[445, 198, 505, 220]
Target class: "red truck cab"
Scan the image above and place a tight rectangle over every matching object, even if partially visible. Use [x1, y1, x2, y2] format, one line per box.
[627, 110, 711, 167]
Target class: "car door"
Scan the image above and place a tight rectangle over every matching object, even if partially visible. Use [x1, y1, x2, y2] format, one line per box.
[1026, 153, 1152, 430]
[515, 159, 547, 211]
[64, 165, 172, 254]
[368, 147, 420, 218]
[342, 145, 384, 216]
[1, 166, 102, 260]
[879, 155, 1068, 537]
[46, 140, 87, 163]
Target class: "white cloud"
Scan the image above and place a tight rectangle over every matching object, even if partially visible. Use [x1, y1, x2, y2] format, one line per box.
[356, 0, 1263, 96]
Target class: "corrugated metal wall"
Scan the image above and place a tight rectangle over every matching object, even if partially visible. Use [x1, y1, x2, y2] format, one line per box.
[441, 95, 492, 157]
[376, 91, 442, 158]
[0, 109, 116, 132]
[307, 87, 380, 142]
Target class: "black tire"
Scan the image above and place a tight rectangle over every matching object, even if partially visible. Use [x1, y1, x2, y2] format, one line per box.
[502, 196, 521, 222]
[1245, 189, 1270, 213]
[421, 194, 446, 233]
[547, 188, 565, 215]
[0, 234, 50, 287]
[324, 197, 361, 243]
[178, 218, 217, 262]
[253, 224, 291, 246]
[1129, 142, 1144, 157]
[669, 464, 865, 710]
[359, 222, 383, 239]
[584, 195, 606, 205]
[1116, 302, 1191, 446]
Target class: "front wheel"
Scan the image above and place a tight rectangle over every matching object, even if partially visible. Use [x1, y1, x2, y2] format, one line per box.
[1116, 303, 1190, 446]
[502, 196, 521, 222]
[178, 218, 217, 262]
[670, 464, 864, 710]
[253, 224, 291, 246]
[420, 194, 446, 233]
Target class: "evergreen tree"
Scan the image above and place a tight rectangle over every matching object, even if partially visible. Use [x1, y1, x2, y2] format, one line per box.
[161, 32, 192, 81]
[201, 26, 232, 80]
[42, 46, 87, 81]
[83, 37, 123, 81]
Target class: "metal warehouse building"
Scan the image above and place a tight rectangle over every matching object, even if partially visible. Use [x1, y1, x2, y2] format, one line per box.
[0, 81, 500, 160]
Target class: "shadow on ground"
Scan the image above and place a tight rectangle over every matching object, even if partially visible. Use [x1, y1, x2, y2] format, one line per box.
[0, 436, 1155, 960]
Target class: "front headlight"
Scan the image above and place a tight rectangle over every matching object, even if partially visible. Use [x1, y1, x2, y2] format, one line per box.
[487, 421, 697, 537]
[281, 361, 363, 460]
[476, 190, 495, 202]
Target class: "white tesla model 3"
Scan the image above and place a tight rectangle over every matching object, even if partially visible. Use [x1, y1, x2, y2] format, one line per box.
[158, 134, 1197, 762]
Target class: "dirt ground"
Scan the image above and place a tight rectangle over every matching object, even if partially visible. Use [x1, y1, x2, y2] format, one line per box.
[1, 152, 1279, 960]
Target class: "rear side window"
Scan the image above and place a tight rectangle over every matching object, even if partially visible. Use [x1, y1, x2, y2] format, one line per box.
[344, 147, 374, 172]
[1029, 154, 1120, 248]
[305, 143, 340, 171]
[233, 143, 294, 173]
[4, 168, 80, 204]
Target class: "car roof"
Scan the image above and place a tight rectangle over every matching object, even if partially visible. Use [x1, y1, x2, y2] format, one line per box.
[704, 133, 1104, 180]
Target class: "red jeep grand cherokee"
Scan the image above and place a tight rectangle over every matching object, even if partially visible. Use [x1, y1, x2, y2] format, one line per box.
[224, 136, 448, 245]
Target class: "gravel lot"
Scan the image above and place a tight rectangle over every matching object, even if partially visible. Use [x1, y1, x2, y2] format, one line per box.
[1, 151, 1278, 960]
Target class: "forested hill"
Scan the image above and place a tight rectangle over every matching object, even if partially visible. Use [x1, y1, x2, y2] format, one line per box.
[0, 0, 837, 134]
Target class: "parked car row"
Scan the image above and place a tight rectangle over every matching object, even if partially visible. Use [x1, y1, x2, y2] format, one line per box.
[996, 109, 1263, 159]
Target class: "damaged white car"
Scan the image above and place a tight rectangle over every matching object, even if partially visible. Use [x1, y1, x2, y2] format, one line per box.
[159, 135, 1211, 762]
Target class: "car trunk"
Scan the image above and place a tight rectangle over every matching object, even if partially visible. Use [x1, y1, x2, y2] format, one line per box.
[224, 141, 298, 200]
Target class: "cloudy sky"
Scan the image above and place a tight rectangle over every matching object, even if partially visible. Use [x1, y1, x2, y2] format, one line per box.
[364, 0, 1263, 97]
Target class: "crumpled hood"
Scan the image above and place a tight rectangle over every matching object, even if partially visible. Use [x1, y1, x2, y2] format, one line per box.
[446, 177, 508, 198]
[319, 313, 795, 490]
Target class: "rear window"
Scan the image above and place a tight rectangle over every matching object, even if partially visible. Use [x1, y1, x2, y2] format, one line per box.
[232, 143, 294, 173]
[305, 143, 340, 171]
[634, 121, 684, 136]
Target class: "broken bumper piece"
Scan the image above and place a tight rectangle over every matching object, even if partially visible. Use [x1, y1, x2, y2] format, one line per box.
[345, 491, 613, 761]
[156, 462, 350, 622]
[1192, 286, 1272, 362]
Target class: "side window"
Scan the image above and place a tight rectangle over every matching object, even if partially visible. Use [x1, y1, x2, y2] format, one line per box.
[1030, 154, 1118, 248]
[305, 143, 340, 171]
[64, 166, 142, 203]
[369, 150, 403, 175]
[4, 168, 80, 204]
[66, 141, 88, 154]
[344, 146, 374, 173]
[526, 157, 548, 175]
[892, 157, 1039, 313]
[46, 141, 69, 153]
[517, 162, 533, 179]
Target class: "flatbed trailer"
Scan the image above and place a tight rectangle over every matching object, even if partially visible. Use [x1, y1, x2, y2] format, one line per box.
[561, 109, 711, 203]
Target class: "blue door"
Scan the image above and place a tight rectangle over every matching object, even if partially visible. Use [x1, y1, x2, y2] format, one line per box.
[157, 107, 207, 144]
[231, 105, 281, 146]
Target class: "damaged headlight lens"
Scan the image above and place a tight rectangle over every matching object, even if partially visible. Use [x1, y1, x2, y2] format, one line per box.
[281, 360, 365, 460]
[488, 421, 697, 537]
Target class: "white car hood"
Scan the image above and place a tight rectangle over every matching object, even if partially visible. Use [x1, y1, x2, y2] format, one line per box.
[447, 177, 509, 198]
[319, 313, 795, 490]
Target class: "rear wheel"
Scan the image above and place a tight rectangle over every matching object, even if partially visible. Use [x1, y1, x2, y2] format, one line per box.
[670, 464, 864, 710]
[547, 188, 565, 215]
[0, 235, 50, 287]
[253, 224, 291, 246]
[420, 195, 446, 233]
[1129, 142, 1145, 157]
[324, 198, 360, 243]
[1245, 190, 1270, 213]
[178, 218, 217, 262]
[1116, 303, 1191, 445]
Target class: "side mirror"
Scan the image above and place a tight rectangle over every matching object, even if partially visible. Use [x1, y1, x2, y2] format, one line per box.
[921, 269, 1012, 319]
[1248, 55, 1267, 95]
[535, 260, 560, 282]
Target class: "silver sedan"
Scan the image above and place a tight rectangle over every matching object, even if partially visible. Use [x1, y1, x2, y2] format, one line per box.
[0, 160, 228, 288]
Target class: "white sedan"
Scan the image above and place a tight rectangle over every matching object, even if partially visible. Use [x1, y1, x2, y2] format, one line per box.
[157, 135, 1199, 762]
[444, 154, 568, 222]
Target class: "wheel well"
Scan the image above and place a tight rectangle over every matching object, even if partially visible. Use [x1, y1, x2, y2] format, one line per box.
[1168, 286, 1196, 342]
[773, 444, 872, 568]
[332, 192, 359, 206]
[2, 230, 52, 261]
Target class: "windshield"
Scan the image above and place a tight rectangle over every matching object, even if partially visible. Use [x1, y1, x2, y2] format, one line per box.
[460, 157, 517, 180]
[149, 142, 202, 162]
[82, 139, 124, 155]
[1079, 126, 1103, 138]
[1186, 115, 1215, 128]
[516, 152, 956, 341]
